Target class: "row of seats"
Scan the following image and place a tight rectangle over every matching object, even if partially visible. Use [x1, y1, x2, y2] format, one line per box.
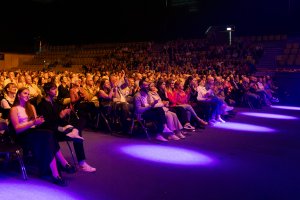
[234, 34, 287, 42]
[276, 42, 300, 66]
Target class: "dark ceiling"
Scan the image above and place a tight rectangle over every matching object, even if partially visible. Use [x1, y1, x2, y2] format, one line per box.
[1, 0, 299, 52]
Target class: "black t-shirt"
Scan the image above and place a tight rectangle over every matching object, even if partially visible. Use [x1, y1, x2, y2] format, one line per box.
[37, 98, 67, 131]
[58, 85, 70, 100]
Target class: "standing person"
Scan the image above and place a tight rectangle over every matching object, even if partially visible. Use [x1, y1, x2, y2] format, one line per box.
[10, 87, 71, 185]
[37, 82, 96, 172]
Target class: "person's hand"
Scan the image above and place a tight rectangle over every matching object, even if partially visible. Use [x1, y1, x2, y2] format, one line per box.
[34, 116, 45, 125]
[163, 100, 169, 107]
[63, 108, 71, 116]
[152, 99, 159, 107]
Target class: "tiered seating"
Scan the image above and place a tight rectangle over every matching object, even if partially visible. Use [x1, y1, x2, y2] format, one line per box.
[236, 34, 287, 43]
[276, 42, 300, 66]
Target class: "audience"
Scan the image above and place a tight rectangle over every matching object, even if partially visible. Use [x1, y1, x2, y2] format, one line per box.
[0, 37, 284, 186]
[37, 82, 96, 173]
[9, 87, 70, 186]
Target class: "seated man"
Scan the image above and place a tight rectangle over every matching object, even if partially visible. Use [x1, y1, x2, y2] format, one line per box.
[37, 82, 96, 172]
[134, 79, 176, 141]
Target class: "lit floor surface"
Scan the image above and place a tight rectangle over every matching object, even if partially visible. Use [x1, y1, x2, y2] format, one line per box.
[1, 105, 300, 200]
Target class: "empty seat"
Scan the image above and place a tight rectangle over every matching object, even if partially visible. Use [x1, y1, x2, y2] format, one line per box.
[290, 49, 298, 55]
[286, 43, 292, 49]
[275, 35, 281, 40]
[283, 49, 290, 55]
[295, 58, 300, 66]
[292, 43, 299, 49]
[268, 35, 275, 41]
[281, 35, 288, 40]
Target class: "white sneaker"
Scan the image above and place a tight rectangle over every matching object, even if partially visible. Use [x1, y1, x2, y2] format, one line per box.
[225, 106, 234, 112]
[216, 118, 226, 123]
[66, 129, 84, 140]
[58, 125, 74, 132]
[209, 119, 220, 126]
[79, 162, 96, 172]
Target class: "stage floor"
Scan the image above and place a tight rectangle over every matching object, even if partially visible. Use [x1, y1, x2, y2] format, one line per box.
[1, 105, 300, 200]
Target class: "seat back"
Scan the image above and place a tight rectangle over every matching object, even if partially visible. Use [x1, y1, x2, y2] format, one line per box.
[0, 120, 28, 180]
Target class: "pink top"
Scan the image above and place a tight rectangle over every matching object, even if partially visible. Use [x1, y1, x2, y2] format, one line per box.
[166, 90, 177, 106]
[176, 90, 188, 104]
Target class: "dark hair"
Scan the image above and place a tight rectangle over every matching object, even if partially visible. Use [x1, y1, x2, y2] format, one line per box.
[43, 82, 57, 93]
[183, 76, 193, 91]
[60, 75, 65, 82]
[12, 87, 35, 120]
[99, 78, 111, 94]
[156, 78, 165, 90]
[139, 77, 147, 88]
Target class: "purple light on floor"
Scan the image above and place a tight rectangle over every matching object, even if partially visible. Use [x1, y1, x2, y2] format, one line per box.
[213, 122, 276, 133]
[0, 182, 80, 200]
[121, 145, 215, 166]
[240, 112, 298, 120]
[271, 105, 300, 111]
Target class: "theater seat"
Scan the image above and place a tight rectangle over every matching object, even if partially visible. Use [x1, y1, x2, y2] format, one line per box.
[0, 121, 28, 180]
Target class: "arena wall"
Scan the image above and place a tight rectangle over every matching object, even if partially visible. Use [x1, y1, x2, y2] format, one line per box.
[0, 53, 34, 70]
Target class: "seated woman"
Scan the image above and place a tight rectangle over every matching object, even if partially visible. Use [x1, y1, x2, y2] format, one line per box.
[148, 82, 185, 139]
[10, 87, 72, 186]
[37, 82, 96, 173]
[98, 78, 115, 131]
[135, 79, 177, 142]
[1, 83, 17, 119]
[166, 79, 208, 127]
[156, 79, 195, 130]
[98, 77, 131, 133]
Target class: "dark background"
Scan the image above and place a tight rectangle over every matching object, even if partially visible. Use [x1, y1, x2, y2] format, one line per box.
[1, 0, 299, 52]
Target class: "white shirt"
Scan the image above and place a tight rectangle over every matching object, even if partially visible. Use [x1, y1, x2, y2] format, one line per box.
[196, 85, 209, 101]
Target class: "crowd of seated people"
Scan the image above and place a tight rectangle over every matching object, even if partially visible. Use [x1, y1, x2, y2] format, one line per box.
[0, 38, 280, 185]
[0, 72, 97, 186]
[0, 66, 279, 132]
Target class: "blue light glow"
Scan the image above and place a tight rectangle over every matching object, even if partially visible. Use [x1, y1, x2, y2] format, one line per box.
[239, 112, 298, 120]
[213, 122, 276, 133]
[271, 105, 300, 111]
[0, 182, 80, 200]
[121, 145, 215, 166]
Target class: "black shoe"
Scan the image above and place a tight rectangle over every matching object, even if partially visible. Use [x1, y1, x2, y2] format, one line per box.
[61, 163, 76, 174]
[52, 176, 67, 186]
